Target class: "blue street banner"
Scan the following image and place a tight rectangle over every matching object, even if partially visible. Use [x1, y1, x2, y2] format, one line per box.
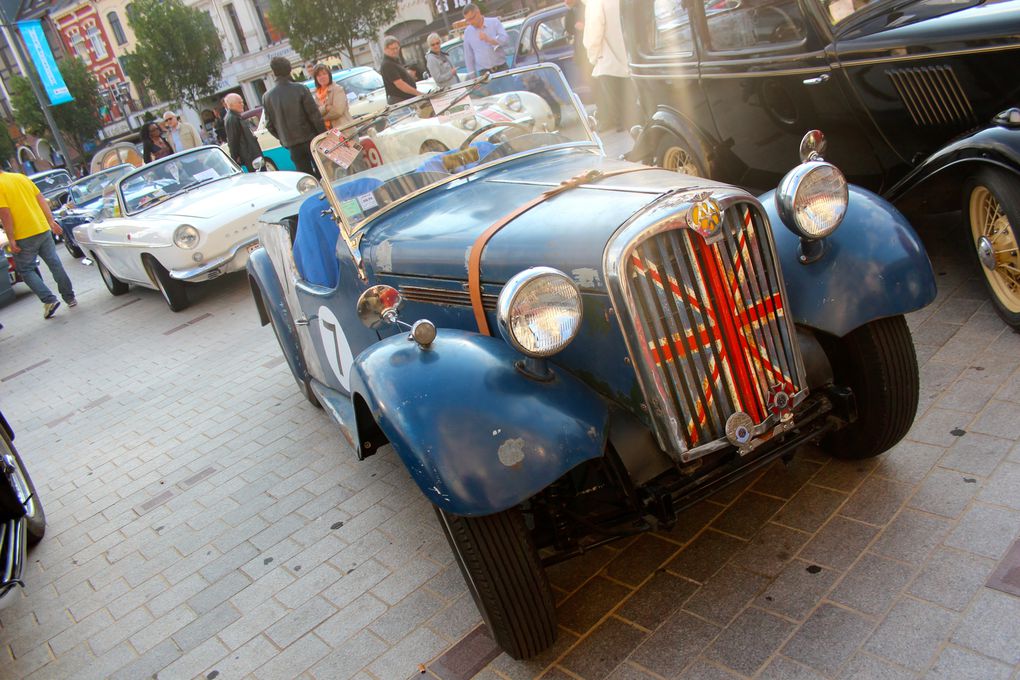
[17, 20, 73, 106]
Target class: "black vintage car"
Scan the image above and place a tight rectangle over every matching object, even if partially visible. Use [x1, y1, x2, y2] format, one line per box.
[0, 410, 46, 609]
[623, 0, 1020, 327]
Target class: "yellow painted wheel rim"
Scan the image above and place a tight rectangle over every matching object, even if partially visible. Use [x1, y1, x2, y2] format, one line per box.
[662, 146, 701, 177]
[970, 185, 1020, 314]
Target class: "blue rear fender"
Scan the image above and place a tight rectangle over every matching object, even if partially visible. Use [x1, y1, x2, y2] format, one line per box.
[760, 185, 937, 338]
[350, 330, 609, 517]
[247, 248, 310, 387]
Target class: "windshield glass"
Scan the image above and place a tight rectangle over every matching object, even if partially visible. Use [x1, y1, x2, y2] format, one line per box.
[69, 166, 131, 205]
[119, 148, 239, 214]
[312, 65, 594, 234]
[32, 172, 71, 193]
[337, 70, 384, 96]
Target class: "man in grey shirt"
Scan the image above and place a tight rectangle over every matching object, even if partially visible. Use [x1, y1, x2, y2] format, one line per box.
[462, 3, 509, 77]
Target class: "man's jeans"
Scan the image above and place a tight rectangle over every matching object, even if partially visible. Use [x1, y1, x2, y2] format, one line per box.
[12, 231, 74, 304]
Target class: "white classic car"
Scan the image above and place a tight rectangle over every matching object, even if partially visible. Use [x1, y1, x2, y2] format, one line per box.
[74, 146, 317, 311]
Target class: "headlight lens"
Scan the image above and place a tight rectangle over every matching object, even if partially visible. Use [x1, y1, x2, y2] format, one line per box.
[503, 93, 524, 113]
[459, 116, 478, 131]
[297, 176, 318, 193]
[775, 161, 848, 240]
[173, 224, 200, 249]
[497, 267, 583, 357]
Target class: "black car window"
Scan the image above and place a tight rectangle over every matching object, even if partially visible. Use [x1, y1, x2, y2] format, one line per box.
[705, 0, 806, 51]
[653, 0, 695, 54]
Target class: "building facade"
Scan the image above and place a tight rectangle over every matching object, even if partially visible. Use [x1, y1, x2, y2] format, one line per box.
[50, 0, 132, 123]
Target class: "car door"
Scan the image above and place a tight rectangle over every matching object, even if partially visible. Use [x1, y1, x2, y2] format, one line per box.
[289, 196, 381, 397]
[85, 189, 143, 282]
[696, 0, 886, 190]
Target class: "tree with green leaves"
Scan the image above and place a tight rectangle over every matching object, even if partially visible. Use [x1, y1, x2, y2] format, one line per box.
[124, 0, 223, 109]
[0, 121, 14, 166]
[9, 57, 103, 159]
[268, 0, 398, 64]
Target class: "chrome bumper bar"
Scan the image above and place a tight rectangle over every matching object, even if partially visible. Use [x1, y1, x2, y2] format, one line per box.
[169, 236, 260, 281]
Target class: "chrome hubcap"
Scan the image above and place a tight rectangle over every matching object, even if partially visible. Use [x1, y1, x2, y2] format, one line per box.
[977, 235, 996, 271]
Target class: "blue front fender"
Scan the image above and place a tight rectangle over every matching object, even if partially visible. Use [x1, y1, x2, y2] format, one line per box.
[350, 330, 609, 517]
[760, 185, 937, 338]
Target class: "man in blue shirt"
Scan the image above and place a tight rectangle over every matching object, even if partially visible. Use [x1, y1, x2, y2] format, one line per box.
[462, 3, 509, 77]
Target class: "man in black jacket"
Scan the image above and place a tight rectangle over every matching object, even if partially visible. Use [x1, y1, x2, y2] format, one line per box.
[224, 93, 262, 172]
[262, 57, 325, 176]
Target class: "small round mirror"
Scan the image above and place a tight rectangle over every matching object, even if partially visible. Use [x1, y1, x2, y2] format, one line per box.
[357, 285, 403, 329]
[799, 130, 827, 162]
[252, 157, 265, 172]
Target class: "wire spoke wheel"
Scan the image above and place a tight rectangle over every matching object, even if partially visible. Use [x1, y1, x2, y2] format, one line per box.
[969, 182, 1020, 316]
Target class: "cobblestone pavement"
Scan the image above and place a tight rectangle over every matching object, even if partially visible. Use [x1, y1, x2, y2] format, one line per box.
[0, 192, 1019, 680]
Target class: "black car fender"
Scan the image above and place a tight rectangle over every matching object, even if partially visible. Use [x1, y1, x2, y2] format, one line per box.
[627, 107, 714, 172]
[888, 122, 1020, 213]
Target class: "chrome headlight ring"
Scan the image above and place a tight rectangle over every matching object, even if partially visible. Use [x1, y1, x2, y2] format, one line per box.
[503, 93, 524, 113]
[775, 161, 848, 241]
[497, 267, 583, 358]
[173, 224, 200, 249]
[296, 176, 318, 193]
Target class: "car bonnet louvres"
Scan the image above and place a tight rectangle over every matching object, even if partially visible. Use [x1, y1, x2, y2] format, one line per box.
[886, 65, 976, 128]
[621, 201, 806, 461]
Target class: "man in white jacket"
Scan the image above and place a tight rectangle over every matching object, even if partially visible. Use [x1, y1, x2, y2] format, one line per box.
[583, 0, 635, 131]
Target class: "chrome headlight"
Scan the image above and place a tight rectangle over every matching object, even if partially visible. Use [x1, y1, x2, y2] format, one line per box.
[503, 93, 524, 113]
[458, 116, 478, 131]
[297, 176, 318, 193]
[497, 267, 583, 357]
[173, 224, 200, 249]
[775, 161, 848, 240]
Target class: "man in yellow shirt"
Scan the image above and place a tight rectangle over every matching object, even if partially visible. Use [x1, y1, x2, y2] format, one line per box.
[0, 169, 76, 318]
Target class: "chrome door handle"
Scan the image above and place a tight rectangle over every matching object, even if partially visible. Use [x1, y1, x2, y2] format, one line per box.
[295, 317, 310, 326]
[802, 74, 830, 86]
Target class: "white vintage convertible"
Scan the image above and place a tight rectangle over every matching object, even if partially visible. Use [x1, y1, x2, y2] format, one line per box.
[74, 146, 317, 311]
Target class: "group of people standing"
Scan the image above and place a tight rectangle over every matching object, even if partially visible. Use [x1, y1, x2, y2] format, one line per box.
[139, 112, 203, 164]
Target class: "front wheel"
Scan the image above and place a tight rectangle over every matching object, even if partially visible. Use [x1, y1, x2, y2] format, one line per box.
[963, 168, 1020, 328]
[435, 506, 556, 659]
[64, 235, 84, 259]
[0, 427, 45, 545]
[143, 256, 188, 312]
[262, 158, 278, 172]
[819, 316, 919, 459]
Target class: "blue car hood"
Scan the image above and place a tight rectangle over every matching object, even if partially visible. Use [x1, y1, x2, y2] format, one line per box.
[359, 149, 715, 291]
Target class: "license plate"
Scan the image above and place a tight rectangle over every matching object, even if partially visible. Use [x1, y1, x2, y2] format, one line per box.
[246, 242, 262, 255]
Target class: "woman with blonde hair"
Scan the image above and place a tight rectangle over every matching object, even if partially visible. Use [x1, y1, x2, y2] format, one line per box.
[312, 63, 352, 130]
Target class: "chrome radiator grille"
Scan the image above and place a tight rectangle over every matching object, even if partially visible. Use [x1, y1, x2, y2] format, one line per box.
[887, 65, 976, 128]
[623, 202, 805, 458]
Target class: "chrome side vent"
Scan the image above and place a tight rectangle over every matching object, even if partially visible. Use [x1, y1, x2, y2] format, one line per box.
[887, 65, 976, 128]
[399, 285, 498, 311]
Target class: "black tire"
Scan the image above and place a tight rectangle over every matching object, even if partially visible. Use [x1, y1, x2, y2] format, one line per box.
[819, 316, 919, 459]
[434, 506, 556, 659]
[64, 235, 84, 259]
[0, 427, 45, 546]
[263, 290, 320, 408]
[263, 158, 278, 172]
[143, 256, 188, 312]
[962, 168, 1020, 329]
[655, 134, 708, 178]
[94, 253, 129, 296]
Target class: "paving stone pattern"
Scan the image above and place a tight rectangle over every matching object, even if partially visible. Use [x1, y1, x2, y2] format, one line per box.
[0, 210, 1019, 680]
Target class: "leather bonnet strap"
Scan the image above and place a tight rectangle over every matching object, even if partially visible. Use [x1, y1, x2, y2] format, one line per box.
[468, 167, 656, 335]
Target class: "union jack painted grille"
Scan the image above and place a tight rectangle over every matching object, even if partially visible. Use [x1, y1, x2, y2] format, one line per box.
[625, 202, 804, 454]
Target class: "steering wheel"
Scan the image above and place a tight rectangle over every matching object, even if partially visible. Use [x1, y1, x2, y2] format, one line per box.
[752, 5, 802, 43]
[458, 121, 533, 151]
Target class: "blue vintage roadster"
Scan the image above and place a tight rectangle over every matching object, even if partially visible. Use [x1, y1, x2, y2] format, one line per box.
[248, 65, 936, 659]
